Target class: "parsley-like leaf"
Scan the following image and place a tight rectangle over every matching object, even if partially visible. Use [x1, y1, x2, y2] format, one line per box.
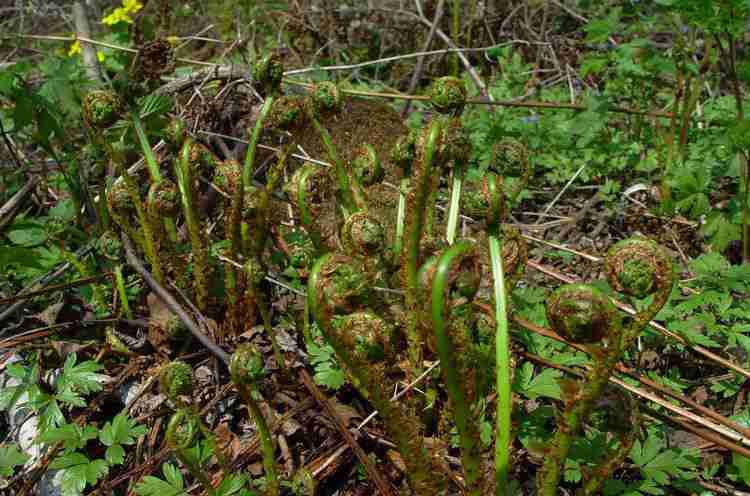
[134, 463, 188, 496]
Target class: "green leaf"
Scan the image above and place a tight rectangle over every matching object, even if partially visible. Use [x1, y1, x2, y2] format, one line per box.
[13, 93, 33, 130]
[100, 413, 146, 465]
[138, 93, 172, 120]
[580, 55, 609, 77]
[215, 474, 249, 496]
[7, 222, 47, 247]
[105, 445, 125, 466]
[55, 354, 105, 408]
[668, 319, 721, 348]
[631, 432, 699, 486]
[100, 413, 147, 447]
[0, 444, 30, 477]
[0, 246, 45, 271]
[513, 362, 562, 400]
[703, 212, 741, 252]
[584, 8, 621, 43]
[35, 423, 98, 453]
[50, 453, 108, 496]
[135, 463, 188, 496]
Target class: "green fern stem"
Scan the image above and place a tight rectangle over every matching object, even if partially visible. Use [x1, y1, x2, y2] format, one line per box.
[489, 235, 511, 495]
[296, 165, 326, 252]
[431, 240, 482, 495]
[242, 96, 275, 189]
[392, 178, 408, 261]
[401, 119, 443, 373]
[236, 383, 279, 496]
[132, 112, 180, 243]
[131, 112, 162, 183]
[230, 344, 279, 496]
[114, 264, 133, 319]
[225, 96, 275, 330]
[120, 170, 164, 283]
[309, 115, 356, 214]
[578, 397, 639, 496]
[446, 165, 464, 245]
[540, 238, 673, 495]
[176, 140, 209, 312]
[166, 410, 217, 496]
[538, 358, 612, 496]
[250, 146, 290, 257]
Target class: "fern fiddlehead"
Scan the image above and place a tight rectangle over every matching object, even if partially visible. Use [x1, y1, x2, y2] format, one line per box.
[308, 253, 445, 495]
[430, 240, 484, 495]
[176, 139, 210, 312]
[400, 118, 444, 374]
[229, 344, 279, 496]
[537, 238, 673, 495]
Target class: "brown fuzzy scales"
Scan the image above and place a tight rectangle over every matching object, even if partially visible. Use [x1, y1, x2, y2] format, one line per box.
[291, 99, 407, 181]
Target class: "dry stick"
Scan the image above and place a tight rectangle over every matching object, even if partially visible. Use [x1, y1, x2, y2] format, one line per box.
[300, 370, 395, 496]
[0, 176, 38, 230]
[288, 44, 515, 76]
[121, 234, 230, 365]
[521, 233, 600, 262]
[523, 351, 750, 460]
[72, 2, 103, 83]
[401, 0, 445, 118]
[534, 163, 585, 224]
[513, 316, 750, 446]
[282, 78, 673, 118]
[525, 259, 750, 380]
[0, 273, 112, 305]
[8, 34, 214, 67]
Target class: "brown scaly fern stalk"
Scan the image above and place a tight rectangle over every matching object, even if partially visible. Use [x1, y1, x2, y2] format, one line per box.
[537, 238, 673, 495]
[308, 254, 447, 495]
[225, 54, 282, 334]
[175, 138, 209, 312]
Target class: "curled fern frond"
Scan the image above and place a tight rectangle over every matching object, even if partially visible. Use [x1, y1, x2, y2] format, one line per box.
[229, 343, 265, 386]
[268, 95, 307, 131]
[82, 90, 122, 130]
[390, 129, 417, 176]
[214, 159, 242, 196]
[253, 53, 284, 96]
[430, 76, 467, 115]
[605, 237, 673, 299]
[341, 211, 386, 258]
[352, 144, 384, 186]
[331, 312, 391, 364]
[159, 361, 194, 401]
[309, 254, 372, 320]
[311, 81, 343, 115]
[166, 409, 200, 450]
[146, 179, 179, 218]
[546, 284, 618, 344]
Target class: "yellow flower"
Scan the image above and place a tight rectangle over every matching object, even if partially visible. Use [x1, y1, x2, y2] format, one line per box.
[101, 0, 143, 25]
[122, 0, 143, 13]
[68, 40, 81, 56]
[97, 51, 106, 62]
